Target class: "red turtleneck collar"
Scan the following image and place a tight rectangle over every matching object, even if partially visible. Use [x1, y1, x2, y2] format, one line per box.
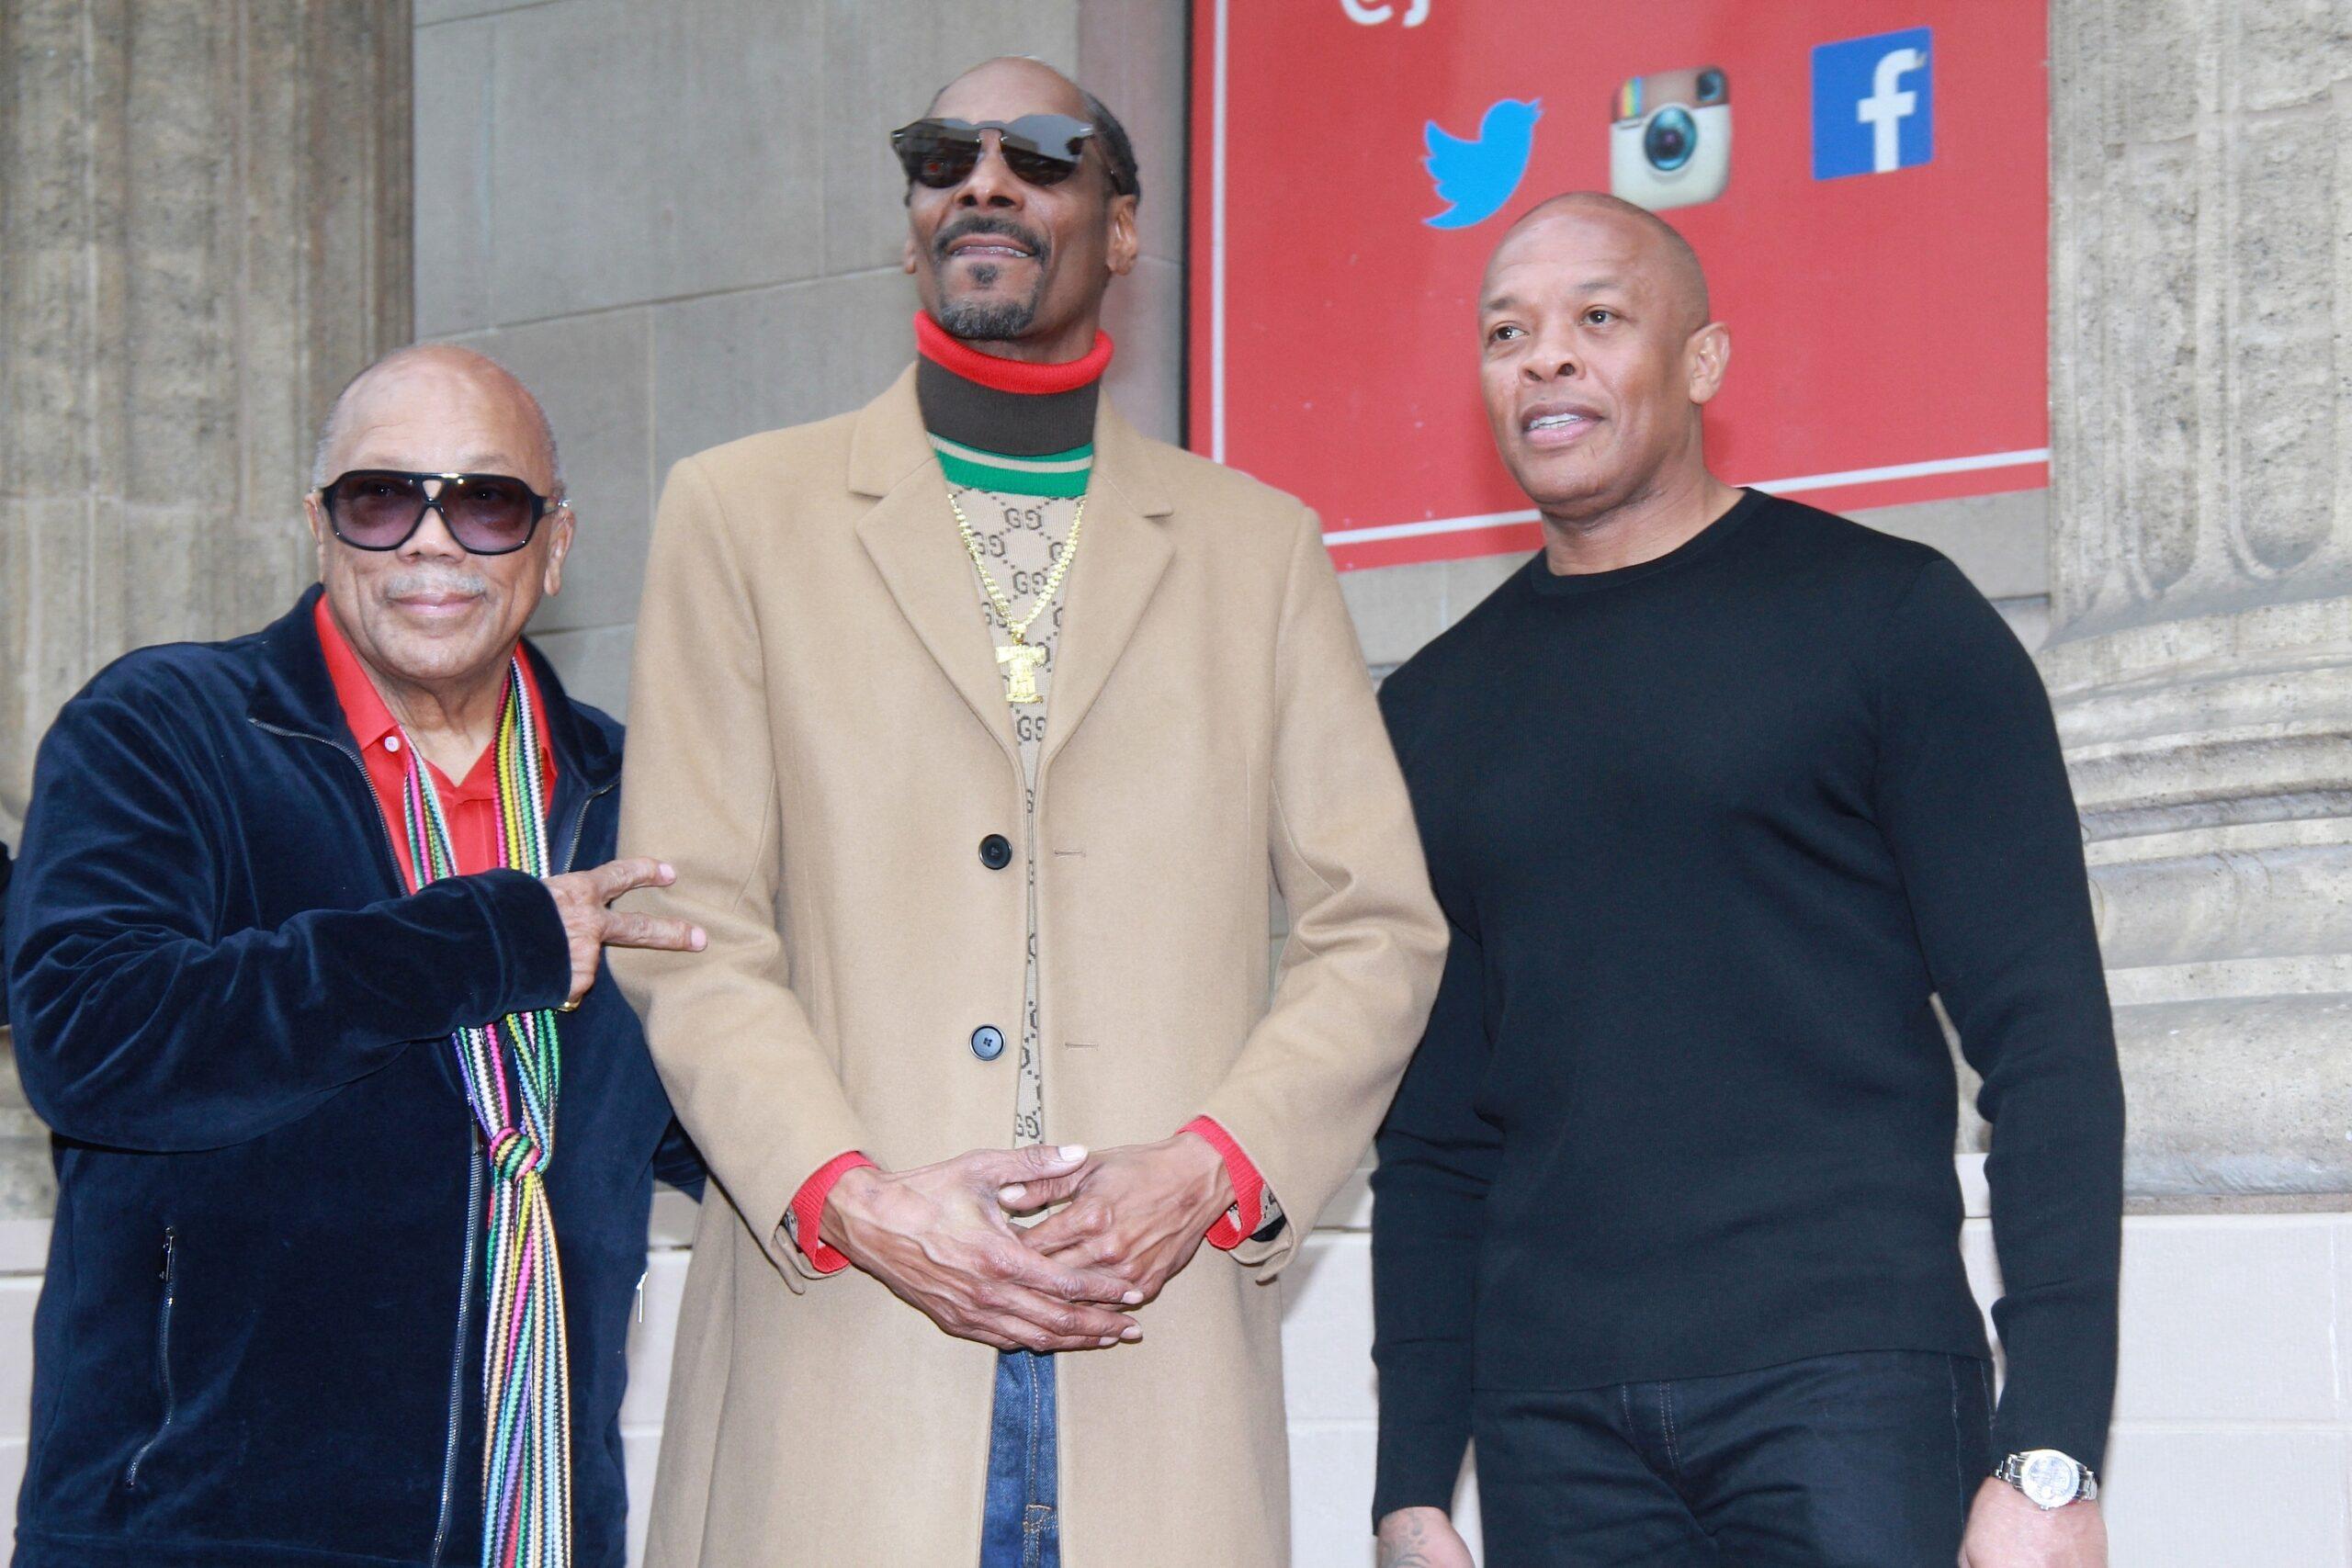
[913, 311, 1113, 395]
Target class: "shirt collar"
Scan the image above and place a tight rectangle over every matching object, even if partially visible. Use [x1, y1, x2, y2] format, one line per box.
[311, 594, 551, 790]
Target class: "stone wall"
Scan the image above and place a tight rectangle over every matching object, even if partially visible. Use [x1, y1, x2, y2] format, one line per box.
[2041, 0, 2352, 1208]
[0, 0, 413, 840]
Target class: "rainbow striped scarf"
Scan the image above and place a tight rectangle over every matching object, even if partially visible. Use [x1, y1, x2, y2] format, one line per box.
[397, 655, 571, 1568]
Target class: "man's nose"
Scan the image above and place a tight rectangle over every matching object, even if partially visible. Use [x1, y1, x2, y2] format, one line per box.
[401, 501, 470, 561]
[955, 136, 1024, 209]
[1523, 345, 1581, 382]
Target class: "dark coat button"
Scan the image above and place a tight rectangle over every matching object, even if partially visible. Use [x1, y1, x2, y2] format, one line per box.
[978, 834, 1013, 870]
[970, 1025, 1006, 1061]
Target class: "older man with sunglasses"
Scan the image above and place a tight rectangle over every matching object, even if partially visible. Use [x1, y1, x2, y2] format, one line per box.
[2, 344, 705, 1568]
[612, 57, 1444, 1568]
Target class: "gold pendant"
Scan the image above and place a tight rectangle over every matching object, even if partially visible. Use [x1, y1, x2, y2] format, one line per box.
[997, 642, 1046, 705]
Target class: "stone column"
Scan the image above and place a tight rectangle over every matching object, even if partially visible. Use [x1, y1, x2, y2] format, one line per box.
[0, 0, 411, 1214]
[2041, 1, 2350, 1201]
[0, 0, 413, 839]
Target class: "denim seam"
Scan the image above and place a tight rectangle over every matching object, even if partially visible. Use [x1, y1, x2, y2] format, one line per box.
[1657, 1383, 1681, 1476]
[1026, 1357, 1044, 1506]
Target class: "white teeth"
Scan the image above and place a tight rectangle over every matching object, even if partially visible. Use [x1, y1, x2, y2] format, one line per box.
[1527, 413, 1586, 431]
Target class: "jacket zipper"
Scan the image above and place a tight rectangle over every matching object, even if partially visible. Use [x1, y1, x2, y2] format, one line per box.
[426, 1127, 482, 1568]
[122, 1226, 178, 1488]
[252, 720, 612, 1562]
[556, 781, 606, 881]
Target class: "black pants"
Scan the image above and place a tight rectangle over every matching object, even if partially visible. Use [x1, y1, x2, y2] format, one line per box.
[1474, 1350, 1995, 1567]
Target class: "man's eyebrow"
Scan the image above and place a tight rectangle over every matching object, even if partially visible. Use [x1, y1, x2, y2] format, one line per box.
[1480, 277, 1634, 313]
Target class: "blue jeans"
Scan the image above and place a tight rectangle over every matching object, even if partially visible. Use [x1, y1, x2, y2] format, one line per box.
[1473, 1350, 1996, 1566]
[979, 1350, 1059, 1568]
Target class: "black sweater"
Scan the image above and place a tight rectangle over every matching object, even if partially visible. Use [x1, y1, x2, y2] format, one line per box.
[1370, 490, 2124, 1519]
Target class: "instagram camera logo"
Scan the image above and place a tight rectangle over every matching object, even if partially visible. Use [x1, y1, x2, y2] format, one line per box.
[1610, 67, 1731, 212]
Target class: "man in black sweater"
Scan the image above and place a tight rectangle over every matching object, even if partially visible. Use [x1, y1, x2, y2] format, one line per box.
[1370, 193, 2122, 1568]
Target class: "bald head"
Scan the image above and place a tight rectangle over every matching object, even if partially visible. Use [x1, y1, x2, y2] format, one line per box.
[1489, 192, 1710, 334]
[311, 344, 560, 494]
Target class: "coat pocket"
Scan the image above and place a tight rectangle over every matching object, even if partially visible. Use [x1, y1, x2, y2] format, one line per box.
[121, 1225, 177, 1490]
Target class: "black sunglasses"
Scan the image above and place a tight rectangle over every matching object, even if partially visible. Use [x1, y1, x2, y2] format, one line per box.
[316, 469, 563, 556]
[891, 115, 1099, 191]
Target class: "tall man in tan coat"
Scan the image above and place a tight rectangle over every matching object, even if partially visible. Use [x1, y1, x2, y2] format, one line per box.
[611, 58, 1445, 1567]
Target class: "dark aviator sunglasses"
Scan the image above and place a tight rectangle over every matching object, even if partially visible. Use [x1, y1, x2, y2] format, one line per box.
[891, 114, 1116, 193]
[316, 469, 565, 556]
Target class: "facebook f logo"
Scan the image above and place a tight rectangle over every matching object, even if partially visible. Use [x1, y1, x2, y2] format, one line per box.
[1812, 28, 1933, 179]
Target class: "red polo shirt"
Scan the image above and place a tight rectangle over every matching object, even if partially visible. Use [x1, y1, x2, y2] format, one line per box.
[314, 596, 557, 889]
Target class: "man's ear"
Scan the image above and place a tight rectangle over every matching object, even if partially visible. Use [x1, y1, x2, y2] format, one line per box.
[540, 503, 576, 599]
[302, 491, 331, 577]
[1104, 193, 1141, 279]
[1686, 321, 1732, 407]
[901, 231, 921, 276]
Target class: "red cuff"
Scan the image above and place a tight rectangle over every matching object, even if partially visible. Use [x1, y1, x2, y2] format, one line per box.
[1182, 1116, 1267, 1251]
[787, 1150, 877, 1275]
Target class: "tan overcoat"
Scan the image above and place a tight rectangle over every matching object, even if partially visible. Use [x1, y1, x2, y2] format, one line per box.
[611, 367, 1446, 1566]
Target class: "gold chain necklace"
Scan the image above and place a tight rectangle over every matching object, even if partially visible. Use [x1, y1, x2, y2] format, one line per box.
[947, 488, 1086, 705]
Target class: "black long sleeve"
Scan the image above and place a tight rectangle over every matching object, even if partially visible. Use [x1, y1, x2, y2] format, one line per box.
[1870, 559, 2126, 1466]
[1371, 491, 2125, 1506]
[1370, 919, 1501, 1520]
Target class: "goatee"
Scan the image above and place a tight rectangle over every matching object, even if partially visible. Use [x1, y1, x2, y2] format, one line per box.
[932, 215, 1051, 342]
[936, 294, 1040, 340]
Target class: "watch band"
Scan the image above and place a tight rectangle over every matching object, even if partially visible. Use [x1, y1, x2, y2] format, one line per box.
[1996, 1450, 2099, 1506]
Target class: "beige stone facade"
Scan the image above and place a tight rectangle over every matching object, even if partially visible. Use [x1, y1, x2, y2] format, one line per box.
[2043, 0, 2352, 1207]
[0, 0, 413, 1278]
[1, 2, 2347, 1562]
[1, 0, 413, 835]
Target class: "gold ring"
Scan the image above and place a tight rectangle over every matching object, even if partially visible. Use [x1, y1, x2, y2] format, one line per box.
[557, 998, 582, 1013]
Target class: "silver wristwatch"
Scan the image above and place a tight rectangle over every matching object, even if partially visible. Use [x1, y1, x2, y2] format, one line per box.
[1996, 1450, 2098, 1510]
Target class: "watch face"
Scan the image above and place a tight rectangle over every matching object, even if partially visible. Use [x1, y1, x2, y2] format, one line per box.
[2018, 1450, 2081, 1508]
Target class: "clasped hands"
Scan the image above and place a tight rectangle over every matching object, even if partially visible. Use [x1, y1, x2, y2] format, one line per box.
[820, 1134, 1236, 1353]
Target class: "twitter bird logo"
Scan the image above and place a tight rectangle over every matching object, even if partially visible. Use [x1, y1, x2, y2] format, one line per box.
[1424, 97, 1543, 229]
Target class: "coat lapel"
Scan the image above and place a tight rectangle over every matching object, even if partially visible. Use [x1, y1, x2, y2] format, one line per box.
[850, 368, 1020, 762]
[1040, 398, 1174, 776]
[845, 364, 1177, 776]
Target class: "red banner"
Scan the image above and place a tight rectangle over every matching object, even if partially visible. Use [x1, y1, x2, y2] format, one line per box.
[1187, 2, 2050, 571]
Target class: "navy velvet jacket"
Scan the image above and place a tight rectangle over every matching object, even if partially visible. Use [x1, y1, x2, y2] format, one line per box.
[1, 590, 699, 1568]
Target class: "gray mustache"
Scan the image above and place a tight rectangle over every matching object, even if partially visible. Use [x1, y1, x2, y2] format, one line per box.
[381, 571, 490, 599]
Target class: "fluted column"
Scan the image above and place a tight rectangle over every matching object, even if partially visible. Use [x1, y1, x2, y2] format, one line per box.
[0, 0, 412, 839]
[2041, 0, 2351, 1201]
[0, 0, 410, 1215]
